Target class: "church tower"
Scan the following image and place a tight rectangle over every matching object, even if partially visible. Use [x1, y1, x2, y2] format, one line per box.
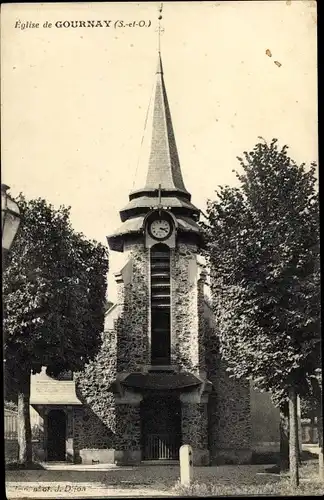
[25, 12, 281, 468]
[106, 51, 212, 465]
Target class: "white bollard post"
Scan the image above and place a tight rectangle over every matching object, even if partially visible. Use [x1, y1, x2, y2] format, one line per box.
[180, 444, 193, 486]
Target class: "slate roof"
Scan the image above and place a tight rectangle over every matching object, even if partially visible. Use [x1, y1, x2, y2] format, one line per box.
[119, 196, 200, 222]
[108, 215, 200, 238]
[107, 215, 202, 251]
[141, 53, 189, 195]
[121, 372, 203, 391]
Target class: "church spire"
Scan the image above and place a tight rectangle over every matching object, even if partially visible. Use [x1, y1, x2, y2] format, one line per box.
[107, 5, 202, 250]
[131, 3, 189, 197]
[142, 50, 189, 195]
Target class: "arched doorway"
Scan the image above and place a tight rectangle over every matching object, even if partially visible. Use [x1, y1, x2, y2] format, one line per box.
[141, 395, 181, 460]
[47, 409, 66, 461]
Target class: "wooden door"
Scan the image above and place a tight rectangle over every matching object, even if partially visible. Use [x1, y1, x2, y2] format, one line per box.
[47, 409, 66, 461]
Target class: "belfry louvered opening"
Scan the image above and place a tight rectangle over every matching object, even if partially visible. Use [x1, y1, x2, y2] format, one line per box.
[150, 243, 171, 365]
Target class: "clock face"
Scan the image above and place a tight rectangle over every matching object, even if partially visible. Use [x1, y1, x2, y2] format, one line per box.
[149, 219, 172, 240]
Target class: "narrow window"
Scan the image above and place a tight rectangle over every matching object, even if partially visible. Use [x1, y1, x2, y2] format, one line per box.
[150, 243, 171, 365]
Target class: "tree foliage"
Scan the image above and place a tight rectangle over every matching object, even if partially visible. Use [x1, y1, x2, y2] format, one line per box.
[3, 196, 109, 391]
[202, 138, 320, 405]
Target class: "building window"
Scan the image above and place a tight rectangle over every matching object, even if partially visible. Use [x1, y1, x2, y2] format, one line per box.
[150, 243, 171, 365]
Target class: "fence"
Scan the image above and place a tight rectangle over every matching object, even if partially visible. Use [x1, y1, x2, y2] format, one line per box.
[144, 433, 179, 460]
[4, 409, 18, 440]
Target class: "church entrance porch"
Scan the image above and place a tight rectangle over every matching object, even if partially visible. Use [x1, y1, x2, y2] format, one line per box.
[111, 371, 211, 465]
[141, 395, 181, 461]
[47, 409, 66, 461]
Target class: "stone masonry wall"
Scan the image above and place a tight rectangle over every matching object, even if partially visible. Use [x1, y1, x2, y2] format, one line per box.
[197, 271, 207, 372]
[74, 329, 117, 458]
[115, 404, 141, 451]
[171, 243, 203, 372]
[181, 402, 208, 449]
[208, 361, 251, 449]
[205, 321, 252, 464]
[74, 241, 148, 462]
[73, 403, 115, 452]
[116, 240, 150, 371]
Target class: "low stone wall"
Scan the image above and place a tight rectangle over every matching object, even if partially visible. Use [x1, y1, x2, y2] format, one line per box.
[79, 449, 115, 465]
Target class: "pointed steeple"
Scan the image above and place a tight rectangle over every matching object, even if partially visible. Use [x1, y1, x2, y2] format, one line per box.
[107, 14, 202, 252]
[141, 52, 189, 195]
[117, 52, 200, 224]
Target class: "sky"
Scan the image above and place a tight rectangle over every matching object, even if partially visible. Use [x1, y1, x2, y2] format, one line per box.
[1, 1, 318, 302]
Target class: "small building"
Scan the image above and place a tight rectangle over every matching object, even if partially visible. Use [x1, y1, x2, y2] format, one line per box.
[28, 51, 280, 465]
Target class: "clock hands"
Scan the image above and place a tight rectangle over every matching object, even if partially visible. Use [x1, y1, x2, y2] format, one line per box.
[149, 217, 171, 240]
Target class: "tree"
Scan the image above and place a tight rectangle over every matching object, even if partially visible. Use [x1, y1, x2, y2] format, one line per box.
[203, 138, 320, 486]
[3, 196, 109, 465]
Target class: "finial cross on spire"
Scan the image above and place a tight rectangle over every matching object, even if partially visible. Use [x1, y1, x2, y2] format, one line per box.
[156, 3, 164, 53]
[158, 183, 162, 215]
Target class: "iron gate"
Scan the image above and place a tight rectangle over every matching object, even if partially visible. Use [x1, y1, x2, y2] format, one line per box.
[144, 433, 179, 460]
